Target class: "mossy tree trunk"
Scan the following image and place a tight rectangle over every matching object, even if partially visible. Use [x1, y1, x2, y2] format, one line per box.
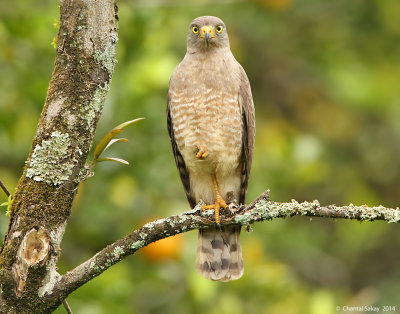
[0, 0, 118, 312]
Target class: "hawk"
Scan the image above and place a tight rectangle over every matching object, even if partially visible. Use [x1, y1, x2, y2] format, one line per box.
[167, 16, 255, 281]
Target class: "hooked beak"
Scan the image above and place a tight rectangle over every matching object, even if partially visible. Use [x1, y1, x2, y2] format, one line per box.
[200, 26, 215, 46]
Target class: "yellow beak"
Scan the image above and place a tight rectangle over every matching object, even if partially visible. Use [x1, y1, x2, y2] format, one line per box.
[200, 26, 215, 45]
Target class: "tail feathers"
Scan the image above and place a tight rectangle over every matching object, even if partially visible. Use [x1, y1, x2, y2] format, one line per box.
[196, 225, 243, 282]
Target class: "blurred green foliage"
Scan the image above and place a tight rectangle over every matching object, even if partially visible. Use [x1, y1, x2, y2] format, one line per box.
[1, 0, 400, 313]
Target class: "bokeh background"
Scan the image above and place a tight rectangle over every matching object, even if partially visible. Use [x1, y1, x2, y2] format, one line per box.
[1, 0, 400, 313]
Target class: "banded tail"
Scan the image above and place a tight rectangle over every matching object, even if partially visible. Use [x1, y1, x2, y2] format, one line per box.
[196, 225, 243, 281]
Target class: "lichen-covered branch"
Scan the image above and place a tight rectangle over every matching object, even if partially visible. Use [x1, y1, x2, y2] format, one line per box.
[48, 189, 400, 301]
[233, 189, 400, 224]
[0, 1, 118, 312]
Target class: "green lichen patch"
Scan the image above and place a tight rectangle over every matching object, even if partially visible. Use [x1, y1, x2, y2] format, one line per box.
[26, 131, 76, 185]
[94, 33, 118, 73]
[104, 259, 113, 268]
[81, 84, 110, 127]
[131, 240, 145, 250]
[141, 218, 167, 234]
[177, 215, 190, 223]
[235, 199, 321, 225]
[348, 204, 400, 223]
[138, 232, 147, 240]
[384, 208, 400, 223]
[89, 261, 101, 272]
[112, 246, 124, 259]
[234, 212, 252, 225]
[234, 198, 400, 226]
[293, 200, 320, 216]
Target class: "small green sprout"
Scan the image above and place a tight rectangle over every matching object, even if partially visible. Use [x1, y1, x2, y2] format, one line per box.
[1, 194, 13, 217]
[51, 19, 60, 49]
[51, 37, 57, 49]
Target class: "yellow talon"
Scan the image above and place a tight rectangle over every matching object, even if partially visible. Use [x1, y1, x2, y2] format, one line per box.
[201, 177, 227, 224]
[196, 147, 208, 159]
[196, 150, 208, 159]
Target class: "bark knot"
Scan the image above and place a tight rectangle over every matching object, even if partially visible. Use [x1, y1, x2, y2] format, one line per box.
[13, 228, 50, 295]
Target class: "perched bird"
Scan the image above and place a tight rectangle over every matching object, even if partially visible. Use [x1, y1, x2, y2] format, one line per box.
[167, 16, 255, 281]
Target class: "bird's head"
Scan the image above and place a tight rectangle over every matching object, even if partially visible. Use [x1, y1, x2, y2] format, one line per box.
[187, 16, 230, 52]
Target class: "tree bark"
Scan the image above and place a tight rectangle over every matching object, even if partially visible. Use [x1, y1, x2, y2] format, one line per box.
[0, 0, 118, 312]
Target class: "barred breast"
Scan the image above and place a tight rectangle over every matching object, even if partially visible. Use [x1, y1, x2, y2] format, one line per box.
[169, 87, 242, 161]
[168, 52, 243, 204]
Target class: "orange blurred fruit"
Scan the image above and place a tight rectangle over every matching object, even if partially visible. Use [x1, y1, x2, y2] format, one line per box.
[141, 233, 184, 261]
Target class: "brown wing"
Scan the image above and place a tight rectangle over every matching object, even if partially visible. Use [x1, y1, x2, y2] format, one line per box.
[238, 66, 255, 205]
[166, 93, 197, 208]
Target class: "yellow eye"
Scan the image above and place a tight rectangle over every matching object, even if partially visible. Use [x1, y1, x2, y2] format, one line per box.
[216, 25, 223, 34]
[192, 26, 199, 34]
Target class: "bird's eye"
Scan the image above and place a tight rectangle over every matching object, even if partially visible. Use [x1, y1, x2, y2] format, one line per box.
[216, 25, 223, 34]
[192, 26, 199, 34]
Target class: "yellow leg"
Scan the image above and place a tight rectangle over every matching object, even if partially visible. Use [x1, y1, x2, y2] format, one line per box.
[201, 177, 227, 224]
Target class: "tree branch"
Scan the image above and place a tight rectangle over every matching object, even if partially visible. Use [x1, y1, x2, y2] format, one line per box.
[0, 178, 11, 197]
[62, 299, 73, 314]
[50, 189, 400, 300]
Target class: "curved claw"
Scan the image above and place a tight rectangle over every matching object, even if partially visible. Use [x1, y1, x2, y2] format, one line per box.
[202, 197, 227, 224]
